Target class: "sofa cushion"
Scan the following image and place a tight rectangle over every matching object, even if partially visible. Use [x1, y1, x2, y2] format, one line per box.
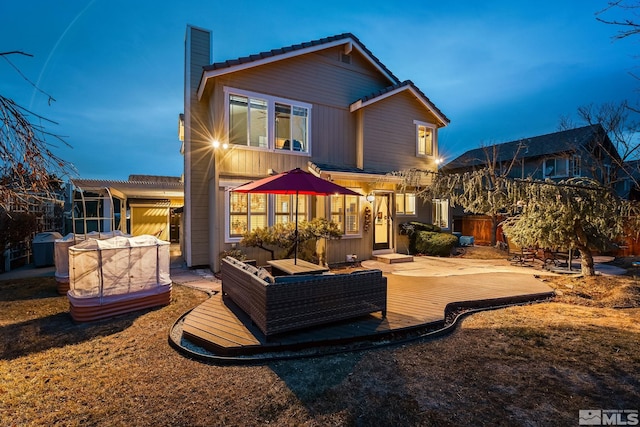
[257, 267, 274, 284]
[273, 274, 320, 284]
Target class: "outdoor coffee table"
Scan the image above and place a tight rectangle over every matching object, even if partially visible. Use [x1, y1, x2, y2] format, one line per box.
[267, 259, 329, 276]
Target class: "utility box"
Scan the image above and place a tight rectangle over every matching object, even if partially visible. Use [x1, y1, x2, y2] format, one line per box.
[459, 235, 475, 246]
[32, 232, 63, 267]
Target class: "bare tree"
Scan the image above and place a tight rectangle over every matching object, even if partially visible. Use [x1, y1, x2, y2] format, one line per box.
[596, 0, 640, 40]
[0, 51, 74, 213]
[560, 102, 640, 194]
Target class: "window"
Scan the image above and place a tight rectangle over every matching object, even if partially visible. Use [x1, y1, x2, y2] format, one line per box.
[229, 95, 268, 148]
[225, 87, 311, 153]
[330, 194, 360, 235]
[274, 194, 307, 225]
[227, 191, 309, 241]
[275, 103, 308, 152]
[395, 192, 416, 215]
[414, 121, 435, 157]
[571, 155, 581, 177]
[432, 199, 449, 229]
[228, 192, 267, 238]
[543, 157, 569, 178]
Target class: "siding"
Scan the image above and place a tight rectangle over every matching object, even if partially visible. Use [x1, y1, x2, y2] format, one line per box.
[206, 46, 391, 174]
[186, 27, 212, 266]
[362, 91, 441, 171]
[194, 39, 446, 269]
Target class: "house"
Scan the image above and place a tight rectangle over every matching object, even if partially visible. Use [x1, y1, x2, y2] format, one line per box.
[621, 159, 640, 201]
[443, 125, 625, 244]
[69, 175, 184, 242]
[444, 124, 622, 184]
[182, 27, 449, 270]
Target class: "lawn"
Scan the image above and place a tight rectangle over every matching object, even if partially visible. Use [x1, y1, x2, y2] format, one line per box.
[1, 268, 639, 426]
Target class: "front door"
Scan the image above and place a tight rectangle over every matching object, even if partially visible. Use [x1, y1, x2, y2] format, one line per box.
[373, 193, 392, 251]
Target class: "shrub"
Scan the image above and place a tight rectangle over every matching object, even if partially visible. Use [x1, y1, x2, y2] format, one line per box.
[400, 222, 442, 254]
[415, 231, 459, 257]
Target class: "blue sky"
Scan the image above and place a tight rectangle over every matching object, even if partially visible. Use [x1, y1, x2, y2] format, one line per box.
[1, 0, 636, 180]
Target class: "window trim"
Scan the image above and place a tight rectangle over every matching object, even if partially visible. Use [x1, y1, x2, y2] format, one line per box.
[395, 192, 417, 216]
[224, 86, 312, 155]
[225, 189, 310, 243]
[413, 120, 436, 158]
[432, 198, 450, 230]
[329, 191, 363, 238]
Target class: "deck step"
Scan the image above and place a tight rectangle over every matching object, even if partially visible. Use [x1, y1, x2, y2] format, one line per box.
[373, 253, 414, 264]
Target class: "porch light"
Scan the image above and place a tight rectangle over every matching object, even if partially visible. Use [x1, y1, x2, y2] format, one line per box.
[366, 194, 375, 203]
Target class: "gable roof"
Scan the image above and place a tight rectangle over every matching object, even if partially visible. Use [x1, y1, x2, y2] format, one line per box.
[350, 80, 450, 127]
[444, 125, 609, 170]
[197, 33, 400, 100]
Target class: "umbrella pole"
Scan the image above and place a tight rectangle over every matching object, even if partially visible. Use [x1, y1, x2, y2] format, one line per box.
[294, 191, 299, 265]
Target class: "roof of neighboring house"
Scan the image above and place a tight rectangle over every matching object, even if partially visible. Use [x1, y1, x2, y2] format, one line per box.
[444, 125, 607, 170]
[350, 80, 450, 126]
[201, 32, 400, 85]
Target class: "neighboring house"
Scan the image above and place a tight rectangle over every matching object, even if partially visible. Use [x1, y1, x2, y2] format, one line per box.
[443, 125, 626, 243]
[182, 27, 449, 270]
[70, 175, 184, 243]
[444, 124, 622, 185]
[621, 159, 640, 201]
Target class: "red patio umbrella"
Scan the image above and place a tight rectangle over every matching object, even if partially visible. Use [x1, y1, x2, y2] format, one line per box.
[233, 168, 361, 264]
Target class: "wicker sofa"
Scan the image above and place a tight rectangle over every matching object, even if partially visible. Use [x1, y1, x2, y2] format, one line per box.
[221, 257, 387, 338]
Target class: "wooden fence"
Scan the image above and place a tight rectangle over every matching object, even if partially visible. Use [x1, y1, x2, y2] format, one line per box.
[460, 215, 640, 256]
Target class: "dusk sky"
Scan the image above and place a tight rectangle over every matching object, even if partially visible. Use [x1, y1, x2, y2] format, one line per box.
[1, 1, 636, 181]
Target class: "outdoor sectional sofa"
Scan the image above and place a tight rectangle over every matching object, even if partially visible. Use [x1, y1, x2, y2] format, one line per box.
[221, 257, 387, 338]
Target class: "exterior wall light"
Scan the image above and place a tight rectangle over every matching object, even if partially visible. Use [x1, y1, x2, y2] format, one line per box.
[366, 194, 375, 203]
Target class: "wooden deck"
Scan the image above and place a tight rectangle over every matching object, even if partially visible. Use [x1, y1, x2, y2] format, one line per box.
[180, 272, 554, 356]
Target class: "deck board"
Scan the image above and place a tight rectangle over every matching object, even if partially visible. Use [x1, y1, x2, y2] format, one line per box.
[181, 272, 553, 356]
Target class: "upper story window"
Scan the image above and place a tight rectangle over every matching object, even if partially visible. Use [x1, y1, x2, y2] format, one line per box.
[413, 120, 435, 157]
[275, 103, 308, 152]
[229, 95, 268, 148]
[225, 87, 311, 154]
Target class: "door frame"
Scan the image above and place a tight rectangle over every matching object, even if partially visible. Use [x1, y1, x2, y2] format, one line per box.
[372, 192, 394, 252]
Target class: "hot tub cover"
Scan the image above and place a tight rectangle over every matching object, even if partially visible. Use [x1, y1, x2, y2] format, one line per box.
[68, 234, 170, 298]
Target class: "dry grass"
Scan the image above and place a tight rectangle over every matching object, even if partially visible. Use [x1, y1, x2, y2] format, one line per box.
[1, 271, 639, 426]
[458, 245, 507, 259]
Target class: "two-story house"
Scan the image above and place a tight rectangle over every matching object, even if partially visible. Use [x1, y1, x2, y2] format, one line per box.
[442, 124, 624, 243]
[183, 27, 449, 270]
[444, 124, 621, 183]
